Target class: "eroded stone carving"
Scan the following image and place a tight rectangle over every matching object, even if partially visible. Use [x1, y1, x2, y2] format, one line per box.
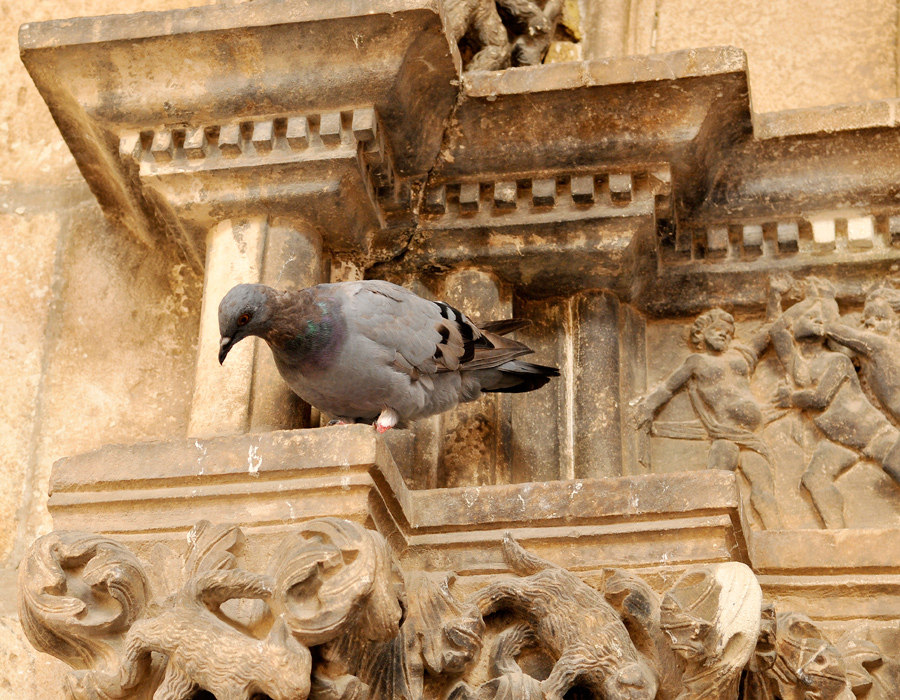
[468, 534, 659, 700]
[17, 532, 153, 699]
[330, 571, 485, 700]
[636, 273, 900, 530]
[443, 0, 564, 71]
[19, 523, 900, 700]
[771, 279, 900, 528]
[824, 284, 900, 425]
[659, 563, 762, 700]
[634, 278, 789, 529]
[18, 519, 402, 700]
[745, 612, 859, 700]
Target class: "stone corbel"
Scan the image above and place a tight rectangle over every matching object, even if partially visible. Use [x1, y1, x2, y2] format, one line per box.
[20, 0, 462, 435]
[19, 0, 459, 268]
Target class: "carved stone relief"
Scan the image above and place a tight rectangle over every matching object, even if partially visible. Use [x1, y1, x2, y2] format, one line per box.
[443, 0, 567, 71]
[467, 534, 659, 700]
[19, 519, 402, 700]
[636, 276, 900, 530]
[20, 524, 900, 700]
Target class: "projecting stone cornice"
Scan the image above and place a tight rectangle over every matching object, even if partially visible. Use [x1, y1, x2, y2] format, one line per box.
[19, 1, 900, 310]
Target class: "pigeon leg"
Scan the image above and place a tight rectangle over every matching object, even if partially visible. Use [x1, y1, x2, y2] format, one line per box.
[375, 408, 399, 433]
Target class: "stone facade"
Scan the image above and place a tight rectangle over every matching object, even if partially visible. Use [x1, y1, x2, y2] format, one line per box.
[3, 1, 900, 699]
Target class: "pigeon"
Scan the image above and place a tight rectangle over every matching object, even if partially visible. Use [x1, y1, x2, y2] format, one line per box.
[218, 280, 559, 432]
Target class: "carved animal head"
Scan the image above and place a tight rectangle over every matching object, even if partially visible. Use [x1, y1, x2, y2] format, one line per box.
[18, 532, 149, 670]
[267, 518, 403, 647]
[770, 612, 855, 700]
[406, 572, 484, 676]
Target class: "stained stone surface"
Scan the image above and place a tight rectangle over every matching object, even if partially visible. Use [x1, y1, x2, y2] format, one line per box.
[6, 1, 900, 698]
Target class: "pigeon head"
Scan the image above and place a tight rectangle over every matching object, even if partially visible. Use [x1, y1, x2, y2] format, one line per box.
[218, 283, 274, 364]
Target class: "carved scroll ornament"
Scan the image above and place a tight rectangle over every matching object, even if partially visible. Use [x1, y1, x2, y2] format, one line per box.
[19, 525, 900, 700]
[18, 519, 403, 700]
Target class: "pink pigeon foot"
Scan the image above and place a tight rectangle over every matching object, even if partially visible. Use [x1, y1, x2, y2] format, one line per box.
[375, 408, 399, 433]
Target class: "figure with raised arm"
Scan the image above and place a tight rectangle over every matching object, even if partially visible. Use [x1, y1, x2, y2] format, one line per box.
[824, 285, 900, 424]
[634, 278, 789, 529]
[770, 279, 900, 529]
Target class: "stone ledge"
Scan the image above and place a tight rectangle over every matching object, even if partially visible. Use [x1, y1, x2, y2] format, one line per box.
[750, 528, 900, 575]
[50, 425, 749, 575]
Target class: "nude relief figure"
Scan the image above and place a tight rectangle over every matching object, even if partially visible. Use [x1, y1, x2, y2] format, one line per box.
[633, 278, 789, 530]
[824, 286, 900, 424]
[770, 279, 900, 529]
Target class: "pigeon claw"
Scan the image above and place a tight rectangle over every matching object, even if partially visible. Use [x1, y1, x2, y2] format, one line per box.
[375, 408, 399, 433]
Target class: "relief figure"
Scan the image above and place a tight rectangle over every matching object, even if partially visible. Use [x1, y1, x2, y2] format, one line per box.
[770, 280, 900, 529]
[824, 286, 900, 424]
[634, 279, 788, 529]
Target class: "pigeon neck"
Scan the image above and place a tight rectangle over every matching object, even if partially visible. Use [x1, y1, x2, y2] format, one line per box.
[265, 291, 344, 370]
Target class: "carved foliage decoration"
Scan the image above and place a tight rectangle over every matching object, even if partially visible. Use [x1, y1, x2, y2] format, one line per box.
[18, 532, 151, 693]
[18, 519, 403, 700]
[19, 525, 900, 700]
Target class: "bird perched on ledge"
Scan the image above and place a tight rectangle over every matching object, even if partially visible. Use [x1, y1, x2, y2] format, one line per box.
[218, 280, 559, 432]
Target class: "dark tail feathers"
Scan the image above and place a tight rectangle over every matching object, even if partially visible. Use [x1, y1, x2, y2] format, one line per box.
[483, 359, 560, 394]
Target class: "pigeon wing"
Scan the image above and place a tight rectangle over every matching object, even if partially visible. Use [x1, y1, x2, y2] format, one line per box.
[340, 281, 478, 377]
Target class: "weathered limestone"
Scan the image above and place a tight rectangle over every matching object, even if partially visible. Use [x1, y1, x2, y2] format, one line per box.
[8, 0, 900, 698]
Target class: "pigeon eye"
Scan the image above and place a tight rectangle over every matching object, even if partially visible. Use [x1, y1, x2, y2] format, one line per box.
[237, 313, 251, 326]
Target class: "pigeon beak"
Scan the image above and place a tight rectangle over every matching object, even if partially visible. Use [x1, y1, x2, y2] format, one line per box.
[218, 336, 234, 364]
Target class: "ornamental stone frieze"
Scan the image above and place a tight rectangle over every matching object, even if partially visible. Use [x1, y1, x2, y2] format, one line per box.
[15, 1, 900, 698]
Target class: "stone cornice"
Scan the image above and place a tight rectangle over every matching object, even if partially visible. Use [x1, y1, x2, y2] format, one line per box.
[20, 2, 900, 312]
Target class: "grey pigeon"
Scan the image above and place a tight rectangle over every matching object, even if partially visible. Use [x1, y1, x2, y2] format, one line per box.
[218, 280, 559, 432]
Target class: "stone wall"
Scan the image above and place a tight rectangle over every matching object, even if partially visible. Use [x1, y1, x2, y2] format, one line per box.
[1, 1, 899, 698]
[580, 0, 900, 113]
[0, 1, 214, 696]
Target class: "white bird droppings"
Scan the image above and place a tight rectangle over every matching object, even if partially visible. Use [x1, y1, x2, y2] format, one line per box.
[194, 439, 207, 476]
[248, 445, 261, 476]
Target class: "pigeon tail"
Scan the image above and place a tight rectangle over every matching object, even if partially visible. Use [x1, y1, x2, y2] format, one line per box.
[479, 360, 561, 394]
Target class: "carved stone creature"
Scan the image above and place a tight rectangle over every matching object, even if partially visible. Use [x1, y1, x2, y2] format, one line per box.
[443, 0, 564, 71]
[659, 562, 762, 700]
[450, 623, 545, 700]
[744, 613, 900, 700]
[218, 281, 558, 432]
[469, 534, 659, 700]
[603, 570, 683, 700]
[95, 569, 312, 700]
[748, 612, 857, 700]
[18, 519, 404, 700]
